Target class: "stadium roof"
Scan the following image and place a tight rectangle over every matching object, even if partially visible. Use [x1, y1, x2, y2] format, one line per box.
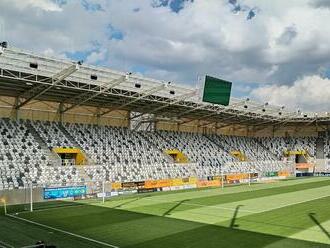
[0, 44, 329, 128]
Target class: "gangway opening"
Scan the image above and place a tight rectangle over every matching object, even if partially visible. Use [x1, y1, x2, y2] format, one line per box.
[52, 147, 87, 165]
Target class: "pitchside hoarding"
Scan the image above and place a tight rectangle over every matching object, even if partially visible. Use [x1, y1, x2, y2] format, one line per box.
[43, 186, 87, 199]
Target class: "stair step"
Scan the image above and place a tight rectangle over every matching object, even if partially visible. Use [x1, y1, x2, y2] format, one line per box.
[26, 122, 61, 166]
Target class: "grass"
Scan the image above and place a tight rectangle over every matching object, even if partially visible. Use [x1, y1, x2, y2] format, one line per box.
[0, 177, 330, 247]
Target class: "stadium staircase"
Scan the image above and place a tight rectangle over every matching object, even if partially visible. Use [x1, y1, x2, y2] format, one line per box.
[316, 136, 325, 159]
[203, 134, 228, 152]
[230, 151, 248, 161]
[26, 121, 62, 166]
[203, 134, 239, 161]
[253, 139, 280, 160]
[138, 131, 175, 163]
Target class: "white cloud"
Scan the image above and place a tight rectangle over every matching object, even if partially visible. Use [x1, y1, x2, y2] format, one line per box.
[9, 0, 63, 11]
[251, 75, 330, 111]
[86, 48, 107, 64]
[1, 0, 330, 111]
[0, 0, 109, 53]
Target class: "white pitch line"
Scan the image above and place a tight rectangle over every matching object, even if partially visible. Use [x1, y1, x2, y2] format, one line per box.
[251, 194, 330, 214]
[15, 204, 86, 214]
[0, 240, 15, 248]
[141, 197, 258, 213]
[6, 214, 119, 248]
[141, 193, 330, 215]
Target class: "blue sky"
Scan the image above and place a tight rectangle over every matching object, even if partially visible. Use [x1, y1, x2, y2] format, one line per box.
[1, 0, 330, 111]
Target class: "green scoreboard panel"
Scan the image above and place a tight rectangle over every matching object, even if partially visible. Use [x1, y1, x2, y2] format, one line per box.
[202, 75, 232, 106]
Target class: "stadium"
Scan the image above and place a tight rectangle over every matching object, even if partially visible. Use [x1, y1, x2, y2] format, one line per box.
[0, 42, 329, 248]
[1, 1, 330, 247]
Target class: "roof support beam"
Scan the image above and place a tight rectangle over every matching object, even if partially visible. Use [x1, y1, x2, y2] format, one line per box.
[130, 90, 197, 121]
[99, 84, 166, 116]
[179, 99, 248, 125]
[200, 103, 280, 128]
[246, 111, 302, 133]
[251, 111, 300, 129]
[15, 63, 80, 109]
[61, 74, 127, 113]
[198, 120, 217, 128]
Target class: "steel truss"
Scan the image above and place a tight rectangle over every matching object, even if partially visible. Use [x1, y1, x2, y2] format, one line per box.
[0, 46, 329, 128]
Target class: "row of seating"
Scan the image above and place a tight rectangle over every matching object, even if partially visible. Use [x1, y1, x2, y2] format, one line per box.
[64, 123, 169, 166]
[0, 118, 322, 189]
[145, 130, 235, 167]
[259, 137, 316, 158]
[209, 135, 276, 161]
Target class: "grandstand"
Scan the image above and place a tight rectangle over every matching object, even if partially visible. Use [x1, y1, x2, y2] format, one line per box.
[0, 44, 330, 247]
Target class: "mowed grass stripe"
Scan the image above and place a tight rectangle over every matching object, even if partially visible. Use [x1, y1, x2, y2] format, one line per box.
[232, 196, 330, 244]
[103, 177, 330, 208]
[19, 205, 206, 247]
[123, 223, 329, 248]
[15, 201, 329, 248]
[188, 179, 330, 205]
[124, 179, 330, 216]
[0, 215, 105, 248]
[204, 184, 330, 215]
[149, 185, 330, 226]
[289, 218, 330, 244]
[6, 178, 329, 248]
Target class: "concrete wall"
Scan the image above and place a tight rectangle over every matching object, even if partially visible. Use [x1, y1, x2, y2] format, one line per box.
[0, 95, 324, 137]
[0, 96, 129, 127]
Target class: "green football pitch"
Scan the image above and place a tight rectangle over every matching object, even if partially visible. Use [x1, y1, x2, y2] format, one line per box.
[1, 177, 330, 248]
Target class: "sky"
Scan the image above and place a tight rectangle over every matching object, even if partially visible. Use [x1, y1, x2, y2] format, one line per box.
[1, 0, 330, 112]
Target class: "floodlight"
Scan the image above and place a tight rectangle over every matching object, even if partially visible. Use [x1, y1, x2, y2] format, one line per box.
[0, 41, 7, 48]
[125, 72, 132, 80]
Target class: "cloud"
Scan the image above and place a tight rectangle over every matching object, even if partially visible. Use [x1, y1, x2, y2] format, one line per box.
[251, 75, 330, 111]
[276, 25, 298, 45]
[86, 48, 107, 64]
[310, 0, 330, 9]
[1, 0, 330, 111]
[0, 0, 110, 53]
[10, 0, 63, 11]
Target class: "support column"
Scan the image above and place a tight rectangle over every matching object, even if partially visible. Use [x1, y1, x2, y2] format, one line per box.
[58, 102, 64, 124]
[231, 124, 236, 135]
[12, 96, 19, 120]
[215, 122, 220, 135]
[96, 107, 101, 126]
[126, 110, 131, 128]
[154, 115, 159, 131]
[149, 114, 156, 131]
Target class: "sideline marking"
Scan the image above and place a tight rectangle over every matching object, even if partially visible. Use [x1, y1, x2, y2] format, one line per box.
[142, 193, 330, 215]
[6, 214, 119, 248]
[0, 240, 15, 248]
[142, 197, 257, 213]
[15, 203, 85, 214]
[252, 194, 330, 214]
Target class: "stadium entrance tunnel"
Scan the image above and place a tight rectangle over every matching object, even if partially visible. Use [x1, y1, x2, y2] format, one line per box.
[230, 151, 247, 161]
[52, 147, 87, 165]
[164, 149, 189, 163]
[284, 150, 310, 163]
